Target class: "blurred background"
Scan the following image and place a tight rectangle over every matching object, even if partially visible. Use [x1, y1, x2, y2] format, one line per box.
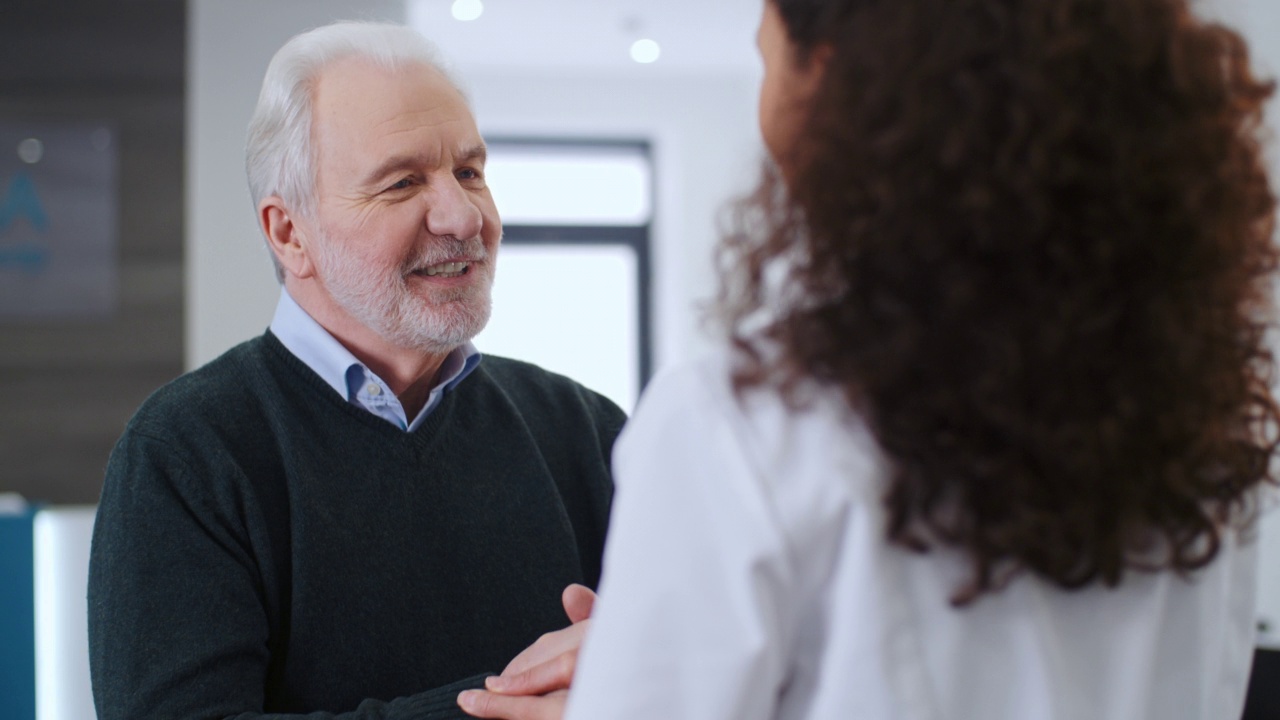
[1, 0, 1279, 718]
[0, 0, 764, 508]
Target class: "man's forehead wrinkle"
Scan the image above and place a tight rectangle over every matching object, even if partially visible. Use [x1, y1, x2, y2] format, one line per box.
[376, 118, 485, 158]
[309, 58, 485, 199]
[374, 109, 465, 135]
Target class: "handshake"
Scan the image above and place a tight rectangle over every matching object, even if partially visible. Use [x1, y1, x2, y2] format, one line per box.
[457, 584, 596, 720]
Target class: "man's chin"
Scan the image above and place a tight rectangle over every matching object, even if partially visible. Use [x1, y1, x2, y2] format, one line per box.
[386, 304, 490, 354]
[408, 278, 492, 306]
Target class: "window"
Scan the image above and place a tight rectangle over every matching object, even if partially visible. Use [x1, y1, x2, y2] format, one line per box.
[473, 141, 652, 410]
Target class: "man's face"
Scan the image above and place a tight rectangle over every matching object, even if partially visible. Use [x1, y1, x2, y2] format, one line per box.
[305, 57, 501, 354]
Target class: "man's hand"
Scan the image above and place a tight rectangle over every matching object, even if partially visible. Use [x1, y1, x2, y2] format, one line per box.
[457, 584, 594, 719]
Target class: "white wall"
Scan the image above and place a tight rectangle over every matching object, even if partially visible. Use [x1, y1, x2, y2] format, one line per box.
[1218, 0, 1280, 650]
[1198, 0, 1280, 649]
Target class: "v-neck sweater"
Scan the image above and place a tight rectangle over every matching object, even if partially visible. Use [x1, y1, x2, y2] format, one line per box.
[88, 332, 624, 719]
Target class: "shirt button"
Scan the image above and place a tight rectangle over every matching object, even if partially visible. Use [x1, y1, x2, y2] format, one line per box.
[367, 383, 382, 396]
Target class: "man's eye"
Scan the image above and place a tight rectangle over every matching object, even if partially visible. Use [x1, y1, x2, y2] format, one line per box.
[457, 168, 482, 181]
[387, 178, 414, 191]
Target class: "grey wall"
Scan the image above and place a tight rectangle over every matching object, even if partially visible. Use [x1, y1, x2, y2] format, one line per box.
[0, 0, 186, 504]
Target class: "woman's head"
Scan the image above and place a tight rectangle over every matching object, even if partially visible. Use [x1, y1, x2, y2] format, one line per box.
[726, 0, 1279, 604]
[755, 1, 827, 168]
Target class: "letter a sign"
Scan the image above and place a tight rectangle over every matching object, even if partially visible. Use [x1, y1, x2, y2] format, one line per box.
[0, 123, 117, 319]
[0, 171, 50, 235]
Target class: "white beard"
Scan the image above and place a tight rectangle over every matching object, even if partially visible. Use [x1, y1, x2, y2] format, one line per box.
[311, 228, 494, 355]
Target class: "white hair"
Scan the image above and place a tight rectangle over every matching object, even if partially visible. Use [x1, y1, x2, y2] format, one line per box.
[245, 21, 466, 281]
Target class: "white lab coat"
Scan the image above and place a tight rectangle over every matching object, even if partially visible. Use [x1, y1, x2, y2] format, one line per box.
[565, 351, 1258, 720]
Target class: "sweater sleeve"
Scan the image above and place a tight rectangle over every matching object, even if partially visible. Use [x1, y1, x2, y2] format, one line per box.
[231, 674, 491, 720]
[87, 427, 489, 720]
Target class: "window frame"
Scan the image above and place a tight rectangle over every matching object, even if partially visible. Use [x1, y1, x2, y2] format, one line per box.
[487, 137, 655, 392]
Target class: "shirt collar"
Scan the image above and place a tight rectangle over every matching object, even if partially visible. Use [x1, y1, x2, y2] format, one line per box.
[268, 289, 481, 405]
[270, 289, 359, 400]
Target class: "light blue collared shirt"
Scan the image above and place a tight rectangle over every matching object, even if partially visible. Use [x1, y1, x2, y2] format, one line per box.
[269, 290, 481, 431]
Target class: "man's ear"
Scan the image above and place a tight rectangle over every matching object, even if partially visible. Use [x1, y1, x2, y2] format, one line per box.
[259, 196, 317, 280]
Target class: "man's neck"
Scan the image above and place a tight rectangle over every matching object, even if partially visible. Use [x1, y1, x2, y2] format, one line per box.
[286, 280, 448, 420]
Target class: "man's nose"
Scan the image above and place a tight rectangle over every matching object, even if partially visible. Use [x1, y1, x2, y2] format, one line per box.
[424, 180, 483, 240]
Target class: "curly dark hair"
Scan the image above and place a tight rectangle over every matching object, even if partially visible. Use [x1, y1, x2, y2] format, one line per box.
[719, 0, 1280, 605]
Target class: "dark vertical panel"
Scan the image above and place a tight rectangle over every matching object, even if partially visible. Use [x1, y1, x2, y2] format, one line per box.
[1243, 648, 1280, 720]
[0, 0, 185, 504]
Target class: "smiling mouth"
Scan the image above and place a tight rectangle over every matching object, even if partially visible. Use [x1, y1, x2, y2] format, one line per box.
[415, 261, 471, 278]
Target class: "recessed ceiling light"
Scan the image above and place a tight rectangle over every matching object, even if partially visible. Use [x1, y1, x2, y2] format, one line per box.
[451, 0, 484, 22]
[630, 39, 661, 64]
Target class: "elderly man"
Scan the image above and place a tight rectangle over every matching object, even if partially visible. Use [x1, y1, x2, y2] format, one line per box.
[87, 22, 621, 720]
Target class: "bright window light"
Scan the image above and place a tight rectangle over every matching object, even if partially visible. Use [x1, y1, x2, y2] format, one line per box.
[630, 39, 661, 64]
[485, 146, 652, 226]
[475, 244, 639, 410]
[34, 507, 97, 720]
[451, 0, 483, 22]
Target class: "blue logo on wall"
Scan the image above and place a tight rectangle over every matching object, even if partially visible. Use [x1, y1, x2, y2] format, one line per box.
[0, 170, 51, 274]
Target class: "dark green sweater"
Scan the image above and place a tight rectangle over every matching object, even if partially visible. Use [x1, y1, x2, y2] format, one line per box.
[88, 333, 624, 719]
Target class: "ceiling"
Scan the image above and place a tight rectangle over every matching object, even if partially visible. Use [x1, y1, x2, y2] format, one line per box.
[407, 0, 765, 75]
[0, 0, 759, 87]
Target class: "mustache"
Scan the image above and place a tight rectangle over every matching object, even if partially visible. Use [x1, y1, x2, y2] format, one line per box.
[402, 236, 489, 272]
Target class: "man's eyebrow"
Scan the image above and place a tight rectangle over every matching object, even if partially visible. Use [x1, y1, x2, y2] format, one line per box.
[457, 144, 487, 165]
[360, 145, 487, 187]
[361, 154, 425, 187]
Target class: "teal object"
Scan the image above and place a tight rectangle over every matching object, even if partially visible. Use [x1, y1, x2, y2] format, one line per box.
[0, 510, 36, 720]
[0, 170, 49, 234]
